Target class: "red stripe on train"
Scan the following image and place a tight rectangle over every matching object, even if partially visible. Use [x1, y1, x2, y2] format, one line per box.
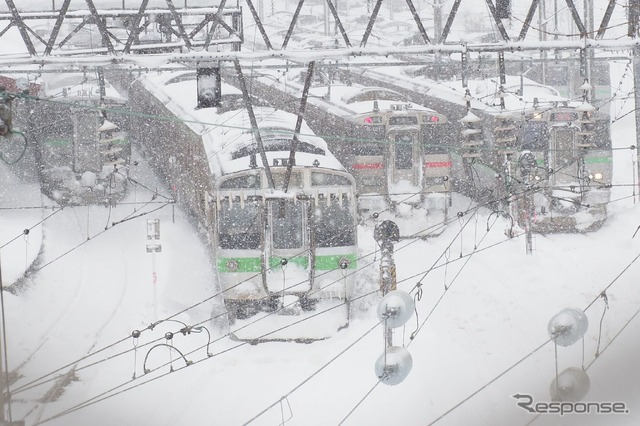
[352, 163, 384, 170]
[424, 161, 452, 168]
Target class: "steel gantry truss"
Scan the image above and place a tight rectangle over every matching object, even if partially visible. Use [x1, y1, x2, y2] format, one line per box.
[2, 0, 640, 188]
[0, 0, 634, 66]
[0, 0, 243, 57]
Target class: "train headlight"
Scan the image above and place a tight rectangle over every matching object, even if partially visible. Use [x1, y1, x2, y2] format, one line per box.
[226, 259, 239, 272]
[589, 172, 604, 181]
[339, 257, 350, 269]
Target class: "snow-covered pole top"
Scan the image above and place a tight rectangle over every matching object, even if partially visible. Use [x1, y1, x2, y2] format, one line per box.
[460, 111, 481, 124]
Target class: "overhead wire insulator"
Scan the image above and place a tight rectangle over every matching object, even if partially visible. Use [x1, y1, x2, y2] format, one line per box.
[460, 110, 483, 159]
[576, 101, 597, 148]
[547, 307, 589, 347]
[374, 346, 413, 386]
[550, 367, 590, 402]
[494, 114, 517, 156]
[376, 290, 414, 328]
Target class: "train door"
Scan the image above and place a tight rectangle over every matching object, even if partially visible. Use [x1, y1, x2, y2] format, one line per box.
[549, 125, 578, 186]
[266, 198, 312, 295]
[389, 130, 419, 185]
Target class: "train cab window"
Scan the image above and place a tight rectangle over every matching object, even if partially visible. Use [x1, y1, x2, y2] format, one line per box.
[271, 201, 304, 249]
[272, 172, 302, 189]
[48, 115, 74, 138]
[220, 174, 261, 189]
[354, 143, 384, 156]
[552, 127, 575, 166]
[218, 201, 261, 249]
[422, 126, 448, 154]
[76, 111, 99, 145]
[521, 122, 548, 150]
[389, 116, 418, 126]
[394, 134, 413, 170]
[314, 199, 355, 247]
[550, 112, 578, 122]
[311, 172, 352, 186]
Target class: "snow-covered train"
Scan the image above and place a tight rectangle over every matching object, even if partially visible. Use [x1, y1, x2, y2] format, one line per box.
[454, 76, 612, 233]
[334, 63, 613, 234]
[128, 70, 358, 340]
[28, 71, 130, 205]
[224, 63, 452, 237]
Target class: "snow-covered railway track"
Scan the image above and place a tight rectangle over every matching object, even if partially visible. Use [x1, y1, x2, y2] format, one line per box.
[9, 204, 133, 424]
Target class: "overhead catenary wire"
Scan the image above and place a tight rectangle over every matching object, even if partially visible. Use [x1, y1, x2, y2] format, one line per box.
[17, 181, 528, 422]
[3, 87, 619, 158]
[336, 210, 640, 424]
[25, 201, 171, 277]
[19, 178, 635, 416]
[420, 246, 640, 425]
[9, 188, 489, 398]
[33, 291, 383, 426]
[20, 152, 616, 402]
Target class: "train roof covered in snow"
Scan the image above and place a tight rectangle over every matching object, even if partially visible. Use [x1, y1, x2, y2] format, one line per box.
[137, 69, 346, 178]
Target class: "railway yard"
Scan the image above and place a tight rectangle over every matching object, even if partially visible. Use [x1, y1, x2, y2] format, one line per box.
[2, 1, 640, 425]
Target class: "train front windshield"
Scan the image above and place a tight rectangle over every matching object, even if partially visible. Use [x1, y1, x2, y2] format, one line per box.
[315, 198, 356, 247]
[551, 127, 577, 185]
[218, 200, 261, 249]
[271, 201, 304, 249]
[395, 133, 413, 170]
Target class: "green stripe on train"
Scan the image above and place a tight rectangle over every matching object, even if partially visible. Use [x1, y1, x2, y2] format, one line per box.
[584, 156, 612, 164]
[217, 257, 262, 273]
[217, 253, 358, 273]
[314, 253, 358, 270]
[269, 256, 309, 269]
[535, 156, 611, 166]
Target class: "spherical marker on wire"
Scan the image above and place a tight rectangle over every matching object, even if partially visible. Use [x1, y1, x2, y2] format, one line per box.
[374, 346, 413, 386]
[376, 290, 415, 328]
[550, 367, 590, 402]
[547, 307, 589, 347]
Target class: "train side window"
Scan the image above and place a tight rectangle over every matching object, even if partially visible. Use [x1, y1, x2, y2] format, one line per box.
[218, 201, 261, 249]
[271, 201, 304, 249]
[394, 134, 413, 170]
[314, 199, 355, 247]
